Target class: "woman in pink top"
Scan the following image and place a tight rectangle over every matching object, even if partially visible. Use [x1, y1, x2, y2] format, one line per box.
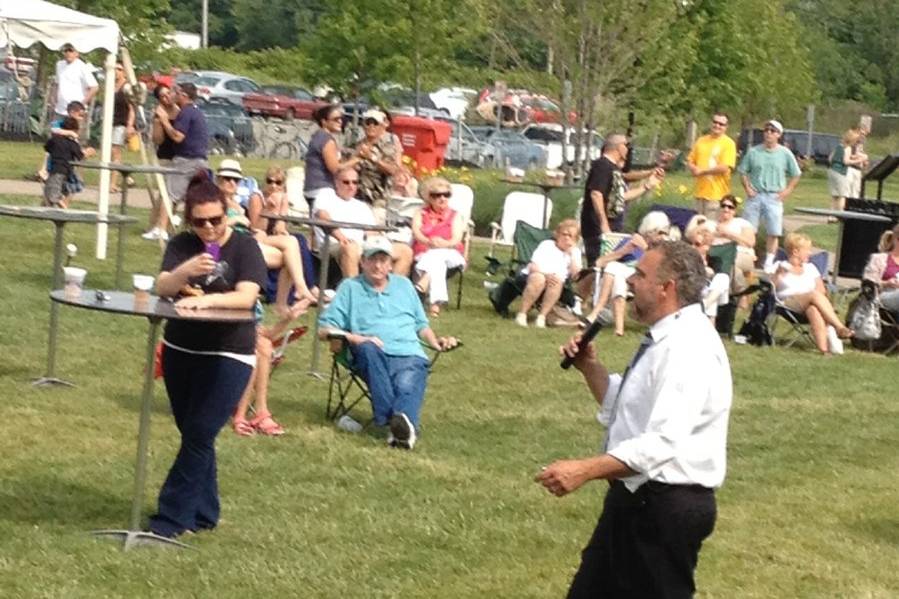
[411, 176, 465, 317]
[862, 224, 899, 313]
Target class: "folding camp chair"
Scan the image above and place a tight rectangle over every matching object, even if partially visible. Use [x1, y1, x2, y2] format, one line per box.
[766, 251, 830, 349]
[443, 183, 475, 309]
[487, 191, 551, 268]
[707, 242, 739, 336]
[325, 333, 460, 423]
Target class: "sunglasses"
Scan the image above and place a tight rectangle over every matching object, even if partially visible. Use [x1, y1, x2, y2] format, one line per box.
[340, 179, 359, 185]
[266, 178, 284, 185]
[328, 115, 344, 122]
[764, 127, 779, 133]
[429, 191, 452, 199]
[711, 120, 727, 127]
[363, 118, 381, 126]
[720, 204, 736, 210]
[219, 176, 241, 182]
[190, 214, 225, 227]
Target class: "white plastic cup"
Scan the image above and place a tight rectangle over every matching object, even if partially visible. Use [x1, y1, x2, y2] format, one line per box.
[132, 274, 154, 305]
[733, 334, 748, 345]
[63, 267, 87, 299]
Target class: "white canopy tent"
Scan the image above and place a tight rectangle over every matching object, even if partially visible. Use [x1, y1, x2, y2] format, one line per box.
[0, 0, 120, 259]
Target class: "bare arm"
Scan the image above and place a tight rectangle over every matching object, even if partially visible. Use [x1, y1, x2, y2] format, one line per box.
[777, 175, 801, 201]
[322, 138, 360, 175]
[741, 174, 757, 197]
[590, 189, 609, 234]
[175, 281, 261, 310]
[535, 454, 636, 497]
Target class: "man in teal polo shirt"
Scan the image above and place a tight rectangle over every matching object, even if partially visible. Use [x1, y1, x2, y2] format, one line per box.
[319, 237, 457, 449]
[738, 119, 802, 271]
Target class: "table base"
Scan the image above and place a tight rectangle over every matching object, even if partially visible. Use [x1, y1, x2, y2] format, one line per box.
[32, 376, 75, 387]
[92, 529, 192, 551]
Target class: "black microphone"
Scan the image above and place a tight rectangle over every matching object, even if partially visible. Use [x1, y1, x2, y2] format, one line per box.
[560, 319, 604, 370]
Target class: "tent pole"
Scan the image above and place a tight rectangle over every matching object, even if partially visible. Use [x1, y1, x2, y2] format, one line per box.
[95, 50, 117, 260]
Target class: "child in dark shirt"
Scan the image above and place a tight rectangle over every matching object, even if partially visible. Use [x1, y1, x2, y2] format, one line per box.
[43, 117, 93, 207]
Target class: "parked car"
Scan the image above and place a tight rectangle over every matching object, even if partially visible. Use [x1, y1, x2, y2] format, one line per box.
[437, 117, 495, 167]
[738, 127, 841, 166]
[519, 95, 577, 125]
[197, 98, 255, 156]
[176, 70, 260, 107]
[429, 87, 477, 119]
[521, 123, 602, 169]
[470, 126, 546, 170]
[242, 85, 328, 121]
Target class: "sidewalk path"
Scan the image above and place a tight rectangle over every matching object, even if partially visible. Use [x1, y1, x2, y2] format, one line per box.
[0, 177, 155, 209]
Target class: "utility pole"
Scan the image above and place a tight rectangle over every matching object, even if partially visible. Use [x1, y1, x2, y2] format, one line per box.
[202, 0, 209, 48]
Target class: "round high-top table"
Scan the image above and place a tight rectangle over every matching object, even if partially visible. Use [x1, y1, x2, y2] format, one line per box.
[71, 161, 188, 287]
[51, 289, 255, 550]
[261, 213, 394, 375]
[0, 205, 137, 386]
[793, 207, 892, 286]
[499, 178, 580, 228]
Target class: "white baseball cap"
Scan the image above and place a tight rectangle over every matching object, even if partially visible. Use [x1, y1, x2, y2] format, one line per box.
[362, 236, 394, 258]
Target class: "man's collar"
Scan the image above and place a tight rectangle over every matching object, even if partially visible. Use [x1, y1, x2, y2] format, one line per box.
[648, 303, 703, 343]
[360, 273, 391, 295]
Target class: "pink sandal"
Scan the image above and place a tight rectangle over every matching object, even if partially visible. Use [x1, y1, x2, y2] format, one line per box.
[251, 411, 285, 436]
[232, 416, 255, 437]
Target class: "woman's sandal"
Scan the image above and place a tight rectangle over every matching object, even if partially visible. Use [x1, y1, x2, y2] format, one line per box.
[232, 417, 255, 437]
[251, 411, 285, 436]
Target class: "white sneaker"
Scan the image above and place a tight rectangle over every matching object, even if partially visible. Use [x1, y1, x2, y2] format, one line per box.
[826, 325, 844, 355]
[171, 214, 182, 227]
[535, 314, 546, 328]
[515, 312, 528, 327]
[763, 254, 777, 274]
[141, 228, 161, 240]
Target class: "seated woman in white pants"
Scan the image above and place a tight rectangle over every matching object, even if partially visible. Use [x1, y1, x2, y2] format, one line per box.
[685, 215, 731, 322]
[411, 176, 466, 317]
[515, 219, 582, 328]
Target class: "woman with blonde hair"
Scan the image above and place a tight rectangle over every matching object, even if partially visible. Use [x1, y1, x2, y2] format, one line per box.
[862, 224, 899, 313]
[827, 128, 867, 219]
[411, 176, 465, 317]
[515, 219, 582, 328]
[773, 232, 852, 354]
[685, 214, 731, 322]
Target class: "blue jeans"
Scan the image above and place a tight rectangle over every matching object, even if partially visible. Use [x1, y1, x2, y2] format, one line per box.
[349, 342, 429, 429]
[742, 192, 783, 236]
[149, 347, 252, 538]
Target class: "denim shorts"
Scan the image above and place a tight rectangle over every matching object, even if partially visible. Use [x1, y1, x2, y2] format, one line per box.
[742, 192, 783, 236]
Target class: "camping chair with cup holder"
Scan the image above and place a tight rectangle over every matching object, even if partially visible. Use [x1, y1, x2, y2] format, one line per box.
[324, 331, 462, 425]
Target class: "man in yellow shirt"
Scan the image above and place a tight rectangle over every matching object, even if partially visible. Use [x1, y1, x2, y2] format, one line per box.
[687, 112, 737, 215]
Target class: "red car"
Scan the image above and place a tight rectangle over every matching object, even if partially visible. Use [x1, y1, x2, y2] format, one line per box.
[242, 85, 328, 121]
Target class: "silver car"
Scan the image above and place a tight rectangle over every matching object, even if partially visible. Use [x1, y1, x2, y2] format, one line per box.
[175, 70, 260, 108]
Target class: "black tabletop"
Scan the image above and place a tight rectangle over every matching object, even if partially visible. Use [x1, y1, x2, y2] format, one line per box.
[50, 290, 256, 323]
[0, 205, 137, 224]
[261, 212, 395, 232]
[500, 179, 580, 191]
[71, 161, 188, 176]
[794, 207, 892, 222]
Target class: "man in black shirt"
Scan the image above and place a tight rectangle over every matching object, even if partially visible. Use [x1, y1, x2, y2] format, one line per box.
[581, 133, 660, 267]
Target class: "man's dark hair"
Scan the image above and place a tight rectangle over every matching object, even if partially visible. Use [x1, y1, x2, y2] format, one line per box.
[313, 104, 341, 127]
[713, 110, 729, 122]
[653, 240, 707, 307]
[178, 82, 198, 101]
[183, 170, 226, 222]
[61, 117, 80, 132]
[66, 100, 85, 114]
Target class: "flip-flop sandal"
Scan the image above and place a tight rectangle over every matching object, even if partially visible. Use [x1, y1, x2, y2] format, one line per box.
[251, 412, 285, 436]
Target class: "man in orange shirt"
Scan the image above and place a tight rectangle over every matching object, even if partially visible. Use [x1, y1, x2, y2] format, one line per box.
[687, 112, 737, 216]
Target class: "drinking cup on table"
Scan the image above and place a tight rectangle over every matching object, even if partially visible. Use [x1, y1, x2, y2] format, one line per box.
[63, 267, 87, 299]
[132, 274, 155, 306]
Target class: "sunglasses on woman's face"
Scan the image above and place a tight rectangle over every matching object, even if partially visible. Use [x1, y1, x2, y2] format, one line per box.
[220, 176, 240, 183]
[267, 178, 284, 185]
[363, 118, 381, 127]
[340, 179, 359, 186]
[720, 204, 736, 210]
[190, 214, 225, 228]
[429, 191, 452, 199]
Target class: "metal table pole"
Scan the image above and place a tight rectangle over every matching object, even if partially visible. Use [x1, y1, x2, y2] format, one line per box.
[309, 230, 333, 377]
[115, 180, 130, 289]
[92, 317, 190, 550]
[33, 222, 73, 387]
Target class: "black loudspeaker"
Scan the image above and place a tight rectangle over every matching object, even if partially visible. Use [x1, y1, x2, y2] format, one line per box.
[840, 199, 899, 279]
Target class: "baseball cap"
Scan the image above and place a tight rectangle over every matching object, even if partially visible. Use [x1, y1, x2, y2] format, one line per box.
[216, 159, 243, 179]
[362, 236, 394, 258]
[362, 109, 387, 124]
[765, 120, 784, 134]
[61, 43, 75, 52]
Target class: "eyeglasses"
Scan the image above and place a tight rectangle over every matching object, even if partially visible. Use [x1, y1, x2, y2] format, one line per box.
[340, 179, 359, 186]
[720, 204, 736, 210]
[266, 178, 284, 185]
[711, 120, 728, 127]
[190, 214, 225, 227]
[363, 118, 381, 126]
[429, 191, 452, 199]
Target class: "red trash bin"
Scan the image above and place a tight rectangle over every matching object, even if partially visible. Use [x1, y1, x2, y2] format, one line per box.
[389, 115, 452, 176]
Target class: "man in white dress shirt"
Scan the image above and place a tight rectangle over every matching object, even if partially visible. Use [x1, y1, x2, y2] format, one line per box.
[537, 240, 733, 598]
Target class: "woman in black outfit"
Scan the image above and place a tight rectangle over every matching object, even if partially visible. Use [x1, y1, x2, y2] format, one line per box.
[148, 174, 267, 538]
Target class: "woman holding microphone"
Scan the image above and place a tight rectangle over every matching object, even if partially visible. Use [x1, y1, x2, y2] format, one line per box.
[148, 174, 267, 539]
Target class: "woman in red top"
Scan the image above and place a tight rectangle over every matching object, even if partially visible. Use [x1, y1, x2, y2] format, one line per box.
[411, 176, 466, 317]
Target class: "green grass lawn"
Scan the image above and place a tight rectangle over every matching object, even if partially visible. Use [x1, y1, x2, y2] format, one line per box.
[0, 189, 898, 598]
